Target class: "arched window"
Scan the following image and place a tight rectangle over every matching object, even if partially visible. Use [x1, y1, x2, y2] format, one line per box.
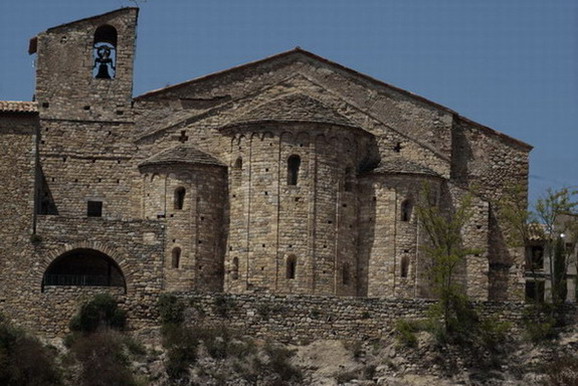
[93, 25, 117, 79]
[401, 200, 412, 222]
[174, 187, 186, 210]
[401, 255, 409, 278]
[342, 262, 351, 285]
[287, 155, 301, 185]
[344, 167, 353, 192]
[171, 247, 181, 269]
[234, 157, 243, 170]
[286, 255, 297, 279]
[42, 248, 125, 291]
[231, 257, 239, 280]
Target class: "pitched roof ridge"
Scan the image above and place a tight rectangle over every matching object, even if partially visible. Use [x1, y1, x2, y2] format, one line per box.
[135, 48, 303, 100]
[135, 47, 531, 151]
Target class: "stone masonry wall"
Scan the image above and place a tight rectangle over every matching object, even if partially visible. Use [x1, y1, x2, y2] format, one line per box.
[0, 113, 38, 312]
[140, 164, 227, 292]
[223, 123, 371, 296]
[34, 8, 137, 122]
[175, 293, 544, 343]
[452, 117, 530, 301]
[17, 289, 545, 340]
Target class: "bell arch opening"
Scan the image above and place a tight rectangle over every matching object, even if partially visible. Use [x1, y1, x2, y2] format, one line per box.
[93, 25, 117, 79]
[42, 248, 126, 292]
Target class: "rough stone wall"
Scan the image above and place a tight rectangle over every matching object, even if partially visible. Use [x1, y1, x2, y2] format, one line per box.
[359, 174, 444, 298]
[140, 164, 227, 292]
[0, 113, 38, 312]
[223, 123, 371, 295]
[451, 117, 530, 301]
[174, 293, 538, 343]
[25, 290, 545, 340]
[34, 8, 137, 122]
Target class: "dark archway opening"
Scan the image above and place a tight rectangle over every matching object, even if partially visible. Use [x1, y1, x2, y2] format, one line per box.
[42, 248, 126, 292]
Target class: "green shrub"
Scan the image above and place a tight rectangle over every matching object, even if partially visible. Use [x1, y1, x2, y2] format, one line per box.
[0, 315, 61, 385]
[70, 330, 136, 386]
[69, 294, 126, 333]
[157, 294, 185, 325]
[213, 295, 235, 318]
[161, 324, 199, 381]
[523, 303, 558, 343]
[202, 326, 231, 359]
[395, 319, 420, 347]
[262, 343, 302, 383]
[123, 335, 147, 357]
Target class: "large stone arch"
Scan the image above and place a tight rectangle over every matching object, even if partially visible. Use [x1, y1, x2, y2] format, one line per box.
[38, 241, 135, 294]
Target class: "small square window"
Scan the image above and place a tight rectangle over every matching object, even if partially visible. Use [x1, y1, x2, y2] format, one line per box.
[87, 201, 103, 217]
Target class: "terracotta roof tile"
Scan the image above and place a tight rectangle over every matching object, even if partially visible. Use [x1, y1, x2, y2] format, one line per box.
[0, 101, 38, 113]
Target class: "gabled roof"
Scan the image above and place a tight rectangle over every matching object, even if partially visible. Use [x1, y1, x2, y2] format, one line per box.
[222, 93, 357, 129]
[139, 145, 225, 168]
[0, 101, 38, 114]
[135, 47, 532, 151]
[368, 158, 441, 178]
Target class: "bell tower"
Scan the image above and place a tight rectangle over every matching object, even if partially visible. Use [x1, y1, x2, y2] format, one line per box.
[30, 8, 138, 121]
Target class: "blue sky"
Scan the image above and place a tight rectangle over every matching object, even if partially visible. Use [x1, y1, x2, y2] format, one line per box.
[1, 0, 576, 203]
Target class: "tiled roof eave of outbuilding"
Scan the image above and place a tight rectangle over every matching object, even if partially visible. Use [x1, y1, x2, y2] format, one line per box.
[0, 101, 38, 114]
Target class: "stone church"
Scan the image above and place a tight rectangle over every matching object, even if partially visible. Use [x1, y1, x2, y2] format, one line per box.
[0, 8, 531, 332]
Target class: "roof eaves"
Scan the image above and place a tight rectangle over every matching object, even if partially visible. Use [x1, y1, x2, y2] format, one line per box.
[456, 115, 533, 151]
[0, 101, 38, 114]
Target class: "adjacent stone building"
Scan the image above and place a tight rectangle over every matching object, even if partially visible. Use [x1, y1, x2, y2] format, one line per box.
[0, 8, 532, 333]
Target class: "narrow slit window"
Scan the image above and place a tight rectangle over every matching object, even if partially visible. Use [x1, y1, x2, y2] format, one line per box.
[286, 255, 297, 279]
[342, 262, 351, 285]
[171, 247, 181, 269]
[287, 155, 301, 185]
[174, 187, 186, 210]
[344, 167, 353, 192]
[401, 200, 412, 222]
[93, 25, 117, 79]
[231, 257, 239, 280]
[87, 200, 102, 217]
[401, 256, 409, 278]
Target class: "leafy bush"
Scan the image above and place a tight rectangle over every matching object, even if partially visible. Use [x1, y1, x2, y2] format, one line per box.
[395, 319, 419, 347]
[157, 294, 185, 325]
[523, 303, 558, 344]
[70, 330, 136, 386]
[69, 294, 126, 333]
[0, 315, 61, 385]
[262, 343, 302, 383]
[213, 294, 235, 318]
[161, 323, 199, 380]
